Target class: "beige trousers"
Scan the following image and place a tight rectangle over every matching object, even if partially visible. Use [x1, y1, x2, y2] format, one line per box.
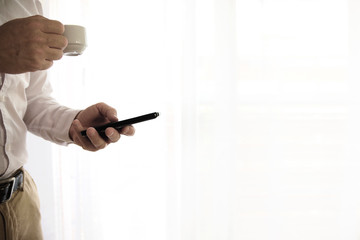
[0, 170, 43, 240]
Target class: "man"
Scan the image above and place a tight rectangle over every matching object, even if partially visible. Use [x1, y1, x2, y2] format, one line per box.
[0, 0, 135, 239]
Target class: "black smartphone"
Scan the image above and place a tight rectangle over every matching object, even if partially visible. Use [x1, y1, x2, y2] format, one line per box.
[81, 112, 159, 138]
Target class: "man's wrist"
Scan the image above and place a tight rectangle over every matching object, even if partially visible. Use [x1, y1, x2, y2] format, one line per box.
[68, 110, 83, 142]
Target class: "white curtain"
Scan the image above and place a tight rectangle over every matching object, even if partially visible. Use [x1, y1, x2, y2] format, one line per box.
[27, 0, 360, 239]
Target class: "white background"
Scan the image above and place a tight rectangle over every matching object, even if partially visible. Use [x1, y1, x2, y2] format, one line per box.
[25, 0, 360, 239]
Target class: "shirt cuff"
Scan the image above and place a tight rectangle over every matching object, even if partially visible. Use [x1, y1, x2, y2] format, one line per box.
[57, 109, 82, 145]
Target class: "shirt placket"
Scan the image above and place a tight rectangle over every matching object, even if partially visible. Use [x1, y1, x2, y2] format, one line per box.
[0, 73, 9, 176]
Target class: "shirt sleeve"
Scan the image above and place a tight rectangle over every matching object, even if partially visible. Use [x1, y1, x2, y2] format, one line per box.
[23, 70, 80, 145]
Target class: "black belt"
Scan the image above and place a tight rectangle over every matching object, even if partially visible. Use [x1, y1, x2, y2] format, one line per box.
[0, 170, 24, 204]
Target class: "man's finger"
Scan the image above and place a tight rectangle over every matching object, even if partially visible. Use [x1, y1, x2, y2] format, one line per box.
[120, 125, 135, 136]
[87, 128, 108, 150]
[105, 127, 121, 143]
[40, 59, 54, 70]
[47, 34, 68, 50]
[72, 120, 100, 151]
[96, 102, 118, 122]
[45, 48, 64, 61]
[41, 19, 65, 35]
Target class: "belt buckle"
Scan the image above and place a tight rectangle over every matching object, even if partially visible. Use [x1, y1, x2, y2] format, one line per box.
[0, 177, 15, 203]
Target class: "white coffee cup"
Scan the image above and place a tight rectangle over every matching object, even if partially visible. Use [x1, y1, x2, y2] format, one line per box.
[63, 25, 87, 56]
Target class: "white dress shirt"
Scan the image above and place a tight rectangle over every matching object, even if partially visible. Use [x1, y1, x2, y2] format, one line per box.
[0, 0, 80, 178]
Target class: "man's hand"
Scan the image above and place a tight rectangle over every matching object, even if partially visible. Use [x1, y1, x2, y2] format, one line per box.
[69, 102, 135, 152]
[0, 15, 68, 74]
